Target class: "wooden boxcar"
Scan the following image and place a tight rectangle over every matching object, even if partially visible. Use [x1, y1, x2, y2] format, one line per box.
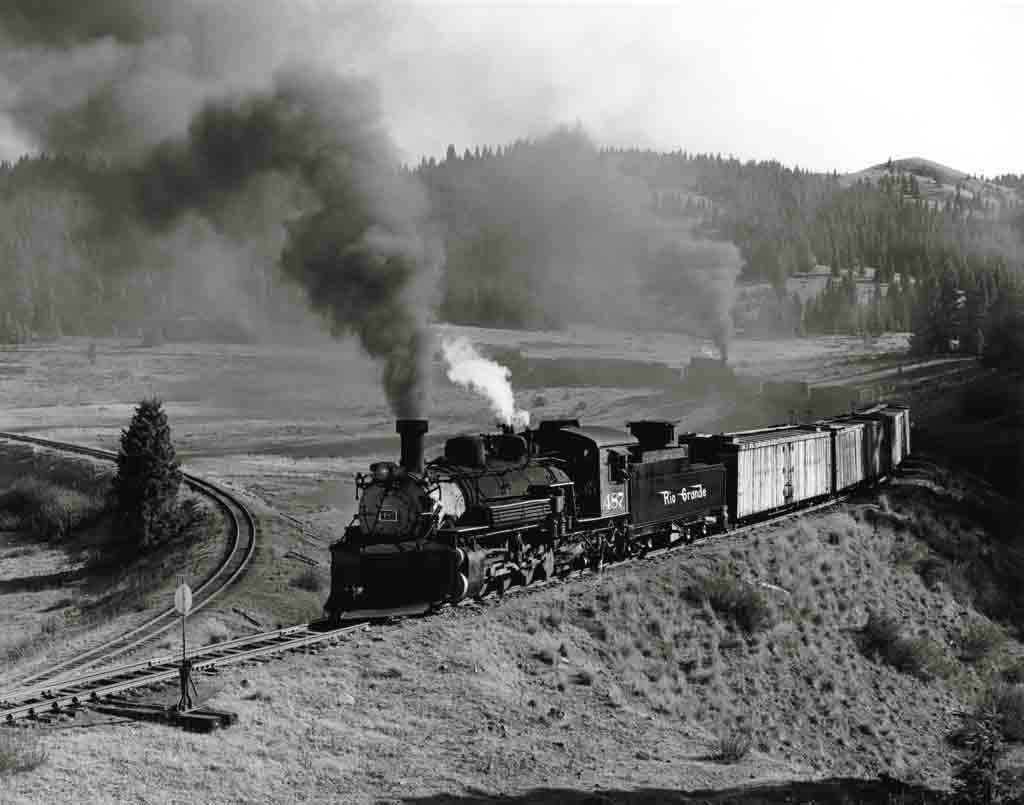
[822, 421, 868, 492]
[883, 404, 912, 464]
[836, 415, 886, 477]
[687, 426, 833, 522]
[848, 405, 909, 475]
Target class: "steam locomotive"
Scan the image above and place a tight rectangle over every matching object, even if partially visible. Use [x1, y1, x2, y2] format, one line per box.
[324, 404, 910, 621]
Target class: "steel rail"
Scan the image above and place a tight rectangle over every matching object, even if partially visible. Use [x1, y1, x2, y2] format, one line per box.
[0, 625, 318, 705]
[0, 432, 259, 686]
[1, 622, 366, 724]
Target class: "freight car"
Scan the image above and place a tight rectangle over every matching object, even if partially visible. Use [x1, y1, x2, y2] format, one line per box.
[325, 404, 910, 621]
[685, 426, 833, 522]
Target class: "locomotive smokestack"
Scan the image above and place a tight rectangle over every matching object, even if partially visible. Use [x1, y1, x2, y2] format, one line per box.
[396, 419, 428, 474]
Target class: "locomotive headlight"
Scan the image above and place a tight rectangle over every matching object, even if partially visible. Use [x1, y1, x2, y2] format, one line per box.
[370, 462, 393, 481]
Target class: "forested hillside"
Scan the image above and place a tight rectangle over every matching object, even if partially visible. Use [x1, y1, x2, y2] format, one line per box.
[609, 149, 1024, 361]
[2, 138, 1023, 366]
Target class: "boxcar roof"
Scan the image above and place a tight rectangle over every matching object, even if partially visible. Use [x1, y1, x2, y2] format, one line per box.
[722, 427, 830, 447]
[819, 420, 865, 431]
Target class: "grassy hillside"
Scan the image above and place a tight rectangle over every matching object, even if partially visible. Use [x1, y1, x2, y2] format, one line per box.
[5, 459, 1023, 802]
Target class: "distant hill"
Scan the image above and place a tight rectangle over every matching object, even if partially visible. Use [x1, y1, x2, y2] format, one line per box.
[844, 156, 1021, 209]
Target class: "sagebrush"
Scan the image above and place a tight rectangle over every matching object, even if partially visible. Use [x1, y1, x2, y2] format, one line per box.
[0, 478, 105, 542]
[860, 610, 953, 680]
[685, 572, 772, 633]
[711, 730, 753, 764]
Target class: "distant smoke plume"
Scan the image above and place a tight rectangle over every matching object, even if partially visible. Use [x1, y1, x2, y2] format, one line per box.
[442, 336, 530, 429]
[129, 68, 433, 417]
[650, 235, 739, 360]
[437, 128, 740, 348]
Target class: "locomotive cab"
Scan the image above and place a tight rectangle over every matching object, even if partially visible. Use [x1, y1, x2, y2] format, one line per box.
[538, 426, 637, 519]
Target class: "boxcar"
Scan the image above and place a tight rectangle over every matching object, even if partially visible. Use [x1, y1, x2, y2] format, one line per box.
[883, 404, 912, 464]
[836, 415, 886, 476]
[822, 421, 868, 492]
[849, 405, 909, 475]
[687, 426, 833, 522]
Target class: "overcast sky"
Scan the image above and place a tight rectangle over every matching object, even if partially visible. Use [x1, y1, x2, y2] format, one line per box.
[1, 1, 1020, 177]
[371, 0, 1023, 176]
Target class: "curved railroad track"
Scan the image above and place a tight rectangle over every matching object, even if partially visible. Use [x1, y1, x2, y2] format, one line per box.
[0, 432, 258, 687]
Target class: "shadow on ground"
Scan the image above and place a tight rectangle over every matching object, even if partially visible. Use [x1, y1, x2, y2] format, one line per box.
[402, 777, 949, 804]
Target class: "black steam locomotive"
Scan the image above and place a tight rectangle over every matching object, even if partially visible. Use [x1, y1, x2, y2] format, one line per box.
[325, 405, 910, 621]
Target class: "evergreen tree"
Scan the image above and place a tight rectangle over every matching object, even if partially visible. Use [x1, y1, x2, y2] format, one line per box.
[112, 399, 183, 550]
[983, 282, 1024, 369]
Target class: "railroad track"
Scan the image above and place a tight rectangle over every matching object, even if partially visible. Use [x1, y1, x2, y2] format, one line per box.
[0, 622, 365, 724]
[0, 432, 258, 686]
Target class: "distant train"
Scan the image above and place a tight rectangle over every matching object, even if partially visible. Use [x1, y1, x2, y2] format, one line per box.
[324, 404, 910, 620]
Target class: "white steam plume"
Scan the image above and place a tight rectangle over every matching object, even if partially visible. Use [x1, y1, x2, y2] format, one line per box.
[442, 337, 530, 429]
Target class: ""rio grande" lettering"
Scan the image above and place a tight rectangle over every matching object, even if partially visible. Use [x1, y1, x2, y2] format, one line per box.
[659, 484, 707, 505]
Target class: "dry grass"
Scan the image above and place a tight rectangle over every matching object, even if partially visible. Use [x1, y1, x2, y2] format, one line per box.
[0, 730, 47, 777]
[1001, 658, 1024, 685]
[290, 567, 323, 593]
[986, 683, 1024, 742]
[684, 572, 773, 634]
[860, 611, 954, 681]
[0, 478, 107, 543]
[710, 730, 753, 764]
[956, 620, 1007, 663]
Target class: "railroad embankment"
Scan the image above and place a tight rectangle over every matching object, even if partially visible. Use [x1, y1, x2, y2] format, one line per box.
[4, 459, 1023, 803]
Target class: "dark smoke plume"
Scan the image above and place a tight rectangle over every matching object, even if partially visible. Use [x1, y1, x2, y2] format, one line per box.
[132, 68, 433, 417]
[0, 0, 336, 157]
[0, 1, 171, 47]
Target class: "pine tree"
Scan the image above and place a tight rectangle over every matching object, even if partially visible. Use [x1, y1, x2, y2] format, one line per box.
[112, 399, 183, 550]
